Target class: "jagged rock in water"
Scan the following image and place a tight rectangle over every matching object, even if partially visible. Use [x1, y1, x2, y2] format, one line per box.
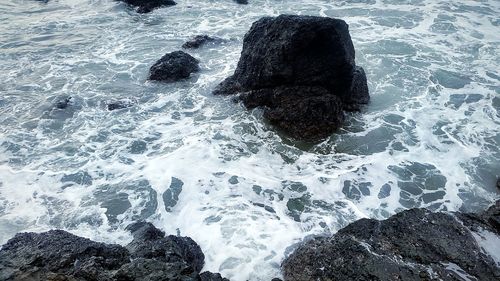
[213, 14, 369, 141]
[149, 51, 200, 82]
[200, 271, 230, 281]
[0, 221, 226, 281]
[282, 200, 500, 281]
[54, 96, 73, 109]
[240, 86, 345, 140]
[125, 221, 205, 273]
[234, 0, 248, 4]
[182, 35, 224, 49]
[107, 100, 134, 111]
[118, 0, 176, 13]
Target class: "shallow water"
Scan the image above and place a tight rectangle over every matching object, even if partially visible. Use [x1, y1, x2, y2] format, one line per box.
[0, 0, 499, 279]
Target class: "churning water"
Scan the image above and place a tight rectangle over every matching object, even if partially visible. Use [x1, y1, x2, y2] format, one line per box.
[0, 0, 499, 280]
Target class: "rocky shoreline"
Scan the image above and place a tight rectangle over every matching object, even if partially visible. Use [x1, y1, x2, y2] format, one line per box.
[1, 201, 498, 280]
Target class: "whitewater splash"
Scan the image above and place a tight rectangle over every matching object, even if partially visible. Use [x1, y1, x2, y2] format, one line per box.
[0, 0, 498, 280]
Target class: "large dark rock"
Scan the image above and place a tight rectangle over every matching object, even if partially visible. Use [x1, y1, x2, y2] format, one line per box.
[125, 221, 205, 273]
[0, 230, 129, 280]
[118, 0, 176, 13]
[0, 222, 226, 281]
[240, 86, 345, 140]
[149, 51, 200, 82]
[283, 200, 500, 281]
[213, 15, 369, 141]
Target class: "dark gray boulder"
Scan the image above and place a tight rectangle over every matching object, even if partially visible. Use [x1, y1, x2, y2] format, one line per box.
[55, 96, 73, 109]
[240, 86, 345, 140]
[0, 221, 226, 281]
[107, 100, 134, 111]
[125, 221, 205, 273]
[149, 51, 200, 82]
[200, 271, 230, 281]
[234, 0, 248, 4]
[283, 200, 500, 281]
[0, 230, 129, 280]
[118, 0, 176, 13]
[182, 35, 224, 49]
[213, 15, 369, 141]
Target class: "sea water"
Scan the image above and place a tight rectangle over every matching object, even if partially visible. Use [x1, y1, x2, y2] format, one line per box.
[0, 0, 498, 280]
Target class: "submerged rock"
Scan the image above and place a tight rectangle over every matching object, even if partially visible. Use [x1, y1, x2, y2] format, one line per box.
[234, 0, 248, 4]
[0, 221, 226, 281]
[182, 35, 224, 49]
[283, 200, 500, 281]
[118, 0, 176, 13]
[213, 14, 369, 141]
[54, 96, 73, 109]
[149, 51, 200, 82]
[107, 100, 134, 111]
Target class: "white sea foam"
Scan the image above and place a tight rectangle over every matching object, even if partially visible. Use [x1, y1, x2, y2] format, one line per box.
[0, 0, 499, 280]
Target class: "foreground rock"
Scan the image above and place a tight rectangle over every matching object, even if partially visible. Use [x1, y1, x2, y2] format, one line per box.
[0, 222, 227, 281]
[149, 51, 200, 82]
[214, 15, 369, 141]
[283, 200, 500, 281]
[118, 0, 176, 13]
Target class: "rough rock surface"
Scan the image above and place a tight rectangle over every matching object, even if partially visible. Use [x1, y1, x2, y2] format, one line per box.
[182, 35, 223, 49]
[0, 222, 225, 281]
[213, 14, 369, 141]
[118, 0, 176, 13]
[283, 200, 500, 281]
[149, 51, 200, 82]
[107, 100, 134, 111]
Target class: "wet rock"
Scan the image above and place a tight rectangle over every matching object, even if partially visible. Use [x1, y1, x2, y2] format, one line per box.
[0, 230, 129, 280]
[118, 0, 176, 13]
[125, 221, 205, 273]
[182, 35, 223, 49]
[54, 96, 73, 109]
[213, 15, 369, 141]
[241, 86, 345, 140]
[200, 271, 230, 281]
[61, 171, 93, 185]
[496, 178, 500, 190]
[0, 221, 226, 281]
[149, 51, 200, 82]
[107, 100, 134, 111]
[234, 0, 248, 4]
[283, 200, 500, 281]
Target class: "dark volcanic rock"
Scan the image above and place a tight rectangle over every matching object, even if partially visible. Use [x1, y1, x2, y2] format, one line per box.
[107, 100, 134, 111]
[54, 96, 73, 109]
[283, 200, 500, 281]
[0, 230, 129, 280]
[200, 271, 230, 281]
[125, 221, 205, 273]
[182, 35, 223, 49]
[240, 86, 345, 140]
[0, 221, 226, 281]
[213, 15, 369, 141]
[149, 51, 200, 82]
[118, 0, 176, 13]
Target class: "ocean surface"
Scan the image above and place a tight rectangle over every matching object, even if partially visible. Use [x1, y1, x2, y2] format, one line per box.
[0, 0, 499, 279]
